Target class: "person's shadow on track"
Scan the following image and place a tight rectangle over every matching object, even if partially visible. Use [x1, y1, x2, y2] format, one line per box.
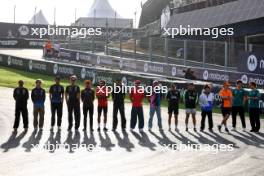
[187, 131, 216, 146]
[82, 131, 97, 152]
[149, 130, 175, 147]
[98, 131, 115, 151]
[45, 130, 62, 153]
[22, 129, 43, 152]
[169, 130, 198, 146]
[64, 131, 81, 153]
[203, 131, 239, 149]
[113, 130, 134, 152]
[1, 131, 27, 152]
[131, 131, 156, 151]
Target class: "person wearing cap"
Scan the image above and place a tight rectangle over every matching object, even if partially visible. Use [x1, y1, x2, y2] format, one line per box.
[184, 83, 198, 132]
[166, 83, 181, 131]
[248, 82, 261, 133]
[231, 80, 247, 131]
[65, 75, 81, 131]
[148, 80, 162, 131]
[218, 82, 233, 133]
[112, 79, 126, 132]
[96, 80, 110, 131]
[81, 80, 95, 132]
[13, 80, 29, 132]
[31, 79, 46, 130]
[49, 76, 64, 131]
[130, 80, 145, 132]
[199, 84, 214, 132]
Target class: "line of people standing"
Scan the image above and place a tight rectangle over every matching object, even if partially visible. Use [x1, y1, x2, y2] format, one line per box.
[13, 76, 262, 133]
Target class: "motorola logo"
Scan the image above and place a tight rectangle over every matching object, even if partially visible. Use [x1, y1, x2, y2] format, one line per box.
[203, 70, 209, 80]
[241, 74, 248, 84]
[247, 55, 258, 72]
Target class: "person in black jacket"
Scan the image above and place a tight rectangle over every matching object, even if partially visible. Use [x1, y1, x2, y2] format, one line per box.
[13, 80, 29, 132]
[81, 80, 95, 132]
[65, 75, 81, 131]
[49, 76, 64, 131]
[112, 79, 126, 132]
[31, 79, 46, 130]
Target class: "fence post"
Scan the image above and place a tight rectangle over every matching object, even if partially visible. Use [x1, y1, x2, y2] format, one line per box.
[164, 37, 169, 63]
[203, 40, 206, 68]
[183, 40, 187, 66]
[149, 36, 153, 61]
[224, 41, 228, 70]
[119, 35, 122, 58]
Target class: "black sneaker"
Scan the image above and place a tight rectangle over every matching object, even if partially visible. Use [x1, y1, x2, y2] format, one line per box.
[185, 127, 188, 132]
[250, 129, 255, 132]
[97, 127, 101, 132]
[217, 125, 222, 132]
[103, 127, 108, 131]
[200, 128, 204, 132]
[90, 129, 94, 132]
[194, 128, 197, 132]
[225, 128, 229, 133]
[112, 128, 116, 132]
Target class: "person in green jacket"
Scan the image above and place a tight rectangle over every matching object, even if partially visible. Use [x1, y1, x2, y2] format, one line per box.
[232, 80, 247, 131]
[248, 82, 261, 133]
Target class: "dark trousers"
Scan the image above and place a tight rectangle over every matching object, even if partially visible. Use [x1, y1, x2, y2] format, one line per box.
[232, 106, 246, 128]
[249, 108, 260, 132]
[83, 105, 94, 130]
[201, 111, 213, 130]
[51, 102, 63, 127]
[113, 104, 126, 130]
[68, 104, 80, 130]
[14, 105, 28, 129]
[130, 107, 144, 130]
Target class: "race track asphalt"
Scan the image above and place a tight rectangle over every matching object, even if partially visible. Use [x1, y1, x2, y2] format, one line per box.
[0, 87, 264, 176]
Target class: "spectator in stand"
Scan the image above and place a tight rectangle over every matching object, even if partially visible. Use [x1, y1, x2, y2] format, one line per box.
[44, 40, 53, 57]
[248, 82, 261, 133]
[184, 68, 197, 80]
[218, 82, 233, 133]
[96, 80, 109, 132]
[130, 80, 145, 132]
[199, 84, 214, 132]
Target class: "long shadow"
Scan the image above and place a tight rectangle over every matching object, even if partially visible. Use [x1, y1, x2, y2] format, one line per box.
[45, 130, 62, 153]
[169, 130, 198, 145]
[244, 131, 264, 146]
[98, 131, 115, 151]
[203, 131, 239, 149]
[131, 131, 156, 151]
[64, 131, 81, 153]
[22, 130, 43, 152]
[149, 130, 176, 147]
[113, 131, 135, 152]
[82, 131, 97, 152]
[187, 131, 217, 146]
[1, 131, 27, 152]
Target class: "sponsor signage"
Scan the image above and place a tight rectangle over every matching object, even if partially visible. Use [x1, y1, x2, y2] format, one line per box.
[239, 52, 264, 74]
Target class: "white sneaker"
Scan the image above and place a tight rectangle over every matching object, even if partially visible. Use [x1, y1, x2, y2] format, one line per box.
[242, 128, 246, 132]
[231, 127, 236, 131]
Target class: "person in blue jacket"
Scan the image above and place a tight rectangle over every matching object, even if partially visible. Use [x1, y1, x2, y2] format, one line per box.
[199, 84, 214, 132]
[31, 79, 46, 130]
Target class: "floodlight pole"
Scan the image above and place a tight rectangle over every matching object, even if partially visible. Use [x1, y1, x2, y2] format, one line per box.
[13, 5, 16, 24]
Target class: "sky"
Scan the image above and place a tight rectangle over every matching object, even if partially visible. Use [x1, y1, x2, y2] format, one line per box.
[0, 0, 144, 26]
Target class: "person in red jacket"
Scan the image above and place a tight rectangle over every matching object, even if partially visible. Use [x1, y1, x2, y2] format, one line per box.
[96, 80, 109, 131]
[130, 80, 145, 132]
